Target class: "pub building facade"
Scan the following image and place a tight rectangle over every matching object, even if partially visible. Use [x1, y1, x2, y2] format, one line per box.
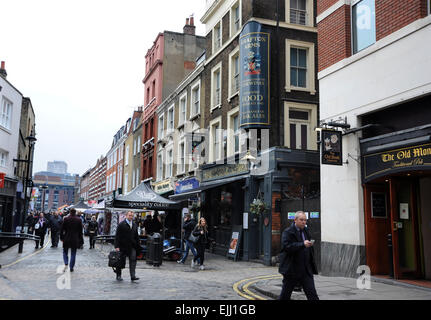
[169, 0, 321, 266]
[317, 0, 431, 279]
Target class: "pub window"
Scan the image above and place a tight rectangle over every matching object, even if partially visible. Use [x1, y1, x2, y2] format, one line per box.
[290, 0, 307, 25]
[290, 47, 307, 88]
[289, 109, 310, 150]
[286, 39, 316, 94]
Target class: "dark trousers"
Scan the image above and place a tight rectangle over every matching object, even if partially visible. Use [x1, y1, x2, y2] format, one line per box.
[51, 230, 60, 247]
[279, 274, 319, 300]
[116, 248, 137, 279]
[35, 232, 45, 248]
[194, 243, 205, 265]
[89, 234, 96, 248]
[63, 247, 77, 270]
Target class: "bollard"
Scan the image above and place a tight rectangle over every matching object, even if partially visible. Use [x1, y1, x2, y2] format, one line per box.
[387, 233, 394, 278]
[18, 239, 24, 253]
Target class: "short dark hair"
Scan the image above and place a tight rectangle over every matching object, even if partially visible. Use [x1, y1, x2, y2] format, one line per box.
[70, 208, 77, 216]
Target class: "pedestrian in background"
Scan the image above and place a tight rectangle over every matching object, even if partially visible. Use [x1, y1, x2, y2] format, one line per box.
[278, 211, 319, 300]
[60, 208, 84, 272]
[49, 211, 63, 248]
[192, 217, 209, 270]
[26, 212, 37, 234]
[34, 213, 48, 249]
[114, 211, 141, 282]
[177, 213, 197, 265]
[87, 215, 98, 249]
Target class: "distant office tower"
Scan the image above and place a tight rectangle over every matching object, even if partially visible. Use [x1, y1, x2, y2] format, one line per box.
[47, 161, 68, 174]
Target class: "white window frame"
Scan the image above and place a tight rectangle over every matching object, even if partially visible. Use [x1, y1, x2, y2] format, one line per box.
[167, 104, 175, 133]
[285, 39, 316, 95]
[124, 173, 128, 194]
[132, 170, 136, 188]
[230, 0, 242, 37]
[125, 145, 129, 166]
[211, 62, 223, 111]
[157, 151, 164, 181]
[0, 149, 8, 167]
[179, 92, 187, 127]
[227, 107, 240, 158]
[133, 139, 137, 156]
[286, 0, 313, 27]
[166, 147, 173, 178]
[190, 80, 201, 119]
[0, 98, 12, 131]
[209, 116, 223, 163]
[137, 136, 141, 154]
[158, 114, 165, 140]
[213, 21, 222, 54]
[283, 102, 318, 151]
[177, 139, 186, 175]
[228, 47, 240, 99]
[351, 0, 376, 54]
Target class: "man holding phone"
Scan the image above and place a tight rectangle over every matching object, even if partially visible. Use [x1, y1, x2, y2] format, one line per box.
[278, 211, 319, 300]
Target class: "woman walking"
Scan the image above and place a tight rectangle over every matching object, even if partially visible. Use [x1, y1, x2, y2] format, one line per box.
[87, 215, 98, 249]
[192, 217, 209, 270]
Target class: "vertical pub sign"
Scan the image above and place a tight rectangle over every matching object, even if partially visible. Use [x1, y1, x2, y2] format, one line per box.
[239, 21, 270, 129]
[321, 129, 343, 165]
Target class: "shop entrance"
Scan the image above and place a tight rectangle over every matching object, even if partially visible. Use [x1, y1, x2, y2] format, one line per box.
[364, 173, 431, 280]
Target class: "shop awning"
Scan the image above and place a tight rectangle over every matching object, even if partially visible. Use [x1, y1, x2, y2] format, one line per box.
[169, 174, 248, 201]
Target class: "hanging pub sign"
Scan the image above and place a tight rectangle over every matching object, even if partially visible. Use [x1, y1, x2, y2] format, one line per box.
[321, 129, 343, 165]
[363, 143, 431, 183]
[239, 21, 270, 129]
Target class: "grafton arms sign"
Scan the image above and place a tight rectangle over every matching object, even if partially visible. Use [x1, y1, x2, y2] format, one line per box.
[363, 143, 431, 182]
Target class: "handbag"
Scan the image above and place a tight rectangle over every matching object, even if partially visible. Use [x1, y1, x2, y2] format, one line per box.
[108, 250, 122, 269]
[188, 232, 199, 244]
[34, 223, 40, 230]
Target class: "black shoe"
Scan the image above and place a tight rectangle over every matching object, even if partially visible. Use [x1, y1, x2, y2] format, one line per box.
[70, 268, 74, 272]
[35, 246, 39, 249]
[131, 277, 140, 281]
[116, 275, 123, 281]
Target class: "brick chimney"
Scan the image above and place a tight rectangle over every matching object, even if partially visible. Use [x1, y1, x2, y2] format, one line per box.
[183, 15, 196, 36]
[0, 61, 7, 79]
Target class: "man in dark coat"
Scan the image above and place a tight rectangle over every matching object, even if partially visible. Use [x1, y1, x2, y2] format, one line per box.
[49, 212, 63, 248]
[278, 211, 319, 300]
[177, 213, 197, 264]
[114, 211, 141, 282]
[34, 213, 48, 249]
[60, 208, 83, 272]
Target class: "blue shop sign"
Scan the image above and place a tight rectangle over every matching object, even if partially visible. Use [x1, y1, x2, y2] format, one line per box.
[239, 21, 270, 129]
[175, 178, 200, 194]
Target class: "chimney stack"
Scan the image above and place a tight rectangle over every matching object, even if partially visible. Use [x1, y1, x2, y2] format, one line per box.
[183, 15, 196, 36]
[0, 61, 7, 79]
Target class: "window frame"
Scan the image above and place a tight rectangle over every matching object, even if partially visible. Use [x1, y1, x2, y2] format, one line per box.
[177, 139, 186, 175]
[351, 0, 377, 54]
[0, 149, 8, 167]
[286, 0, 314, 27]
[209, 116, 223, 163]
[190, 80, 201, 119]
[228, 47, 240, 99]
[285, 39, 316, 95]
[158, 114, 165, 140]
[283, 102, 318, 151]
[178, 92, 187, 128]
[166, 147, 173, 178]
[230, 0, 242, 37]
[211, 62, 223, 111]
[167, 103, 175, 133]
[0, 98, 13, 131]
[157, 151, 164, 181]
[227, 107, 240, 158]
[213, 21, 222, 53]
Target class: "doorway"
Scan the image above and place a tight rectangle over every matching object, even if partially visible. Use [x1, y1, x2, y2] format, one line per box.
[365, 174, 430, 280]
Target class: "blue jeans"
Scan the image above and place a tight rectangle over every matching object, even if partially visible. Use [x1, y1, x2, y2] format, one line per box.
[63, 248, 77, 270]
[180, 239, 197, 263]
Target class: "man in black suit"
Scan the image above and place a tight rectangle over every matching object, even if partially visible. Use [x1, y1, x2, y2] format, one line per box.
[114, 211, 141, 282]
[278, 211, 319, 300]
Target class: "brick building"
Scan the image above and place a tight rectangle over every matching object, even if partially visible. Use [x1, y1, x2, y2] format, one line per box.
[88, 156, 106, 201]
[141, 17, 206, 183]
[317, 0, 431, 279]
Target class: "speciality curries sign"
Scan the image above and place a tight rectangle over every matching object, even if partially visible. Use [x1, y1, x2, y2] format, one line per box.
[239, 21, 270, 129]
[363, 143, 431, 182]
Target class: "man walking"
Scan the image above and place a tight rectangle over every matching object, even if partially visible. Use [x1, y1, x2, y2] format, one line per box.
[177, 213, 197, 264]
[114, 211, 141, 282]
[87, 215, 98, 249]
[49, 212, 63, 248]
[278, 211, 319, 300]
[60, 208, 84, 272]
[34, 213, 48, 249]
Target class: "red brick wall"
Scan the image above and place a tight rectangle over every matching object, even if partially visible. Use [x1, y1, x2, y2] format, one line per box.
[317, 0, 339, 16]
[317, 5, 351, 72]
[376, 0, 428, 41]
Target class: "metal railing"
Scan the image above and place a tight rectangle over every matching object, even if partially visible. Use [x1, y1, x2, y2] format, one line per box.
[0, 232, 41, 254]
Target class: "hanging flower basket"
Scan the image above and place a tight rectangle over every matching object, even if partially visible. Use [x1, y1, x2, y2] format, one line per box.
[250, 198, 268, 216]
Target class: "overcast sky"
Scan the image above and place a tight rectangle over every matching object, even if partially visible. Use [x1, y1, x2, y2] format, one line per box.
[1, 0, 206, 176]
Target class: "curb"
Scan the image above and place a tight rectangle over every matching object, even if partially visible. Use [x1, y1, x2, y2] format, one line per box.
[371, 276, 431, 293]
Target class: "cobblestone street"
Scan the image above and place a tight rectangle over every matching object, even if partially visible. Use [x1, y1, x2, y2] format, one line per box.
[0, 236, 278, 300]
